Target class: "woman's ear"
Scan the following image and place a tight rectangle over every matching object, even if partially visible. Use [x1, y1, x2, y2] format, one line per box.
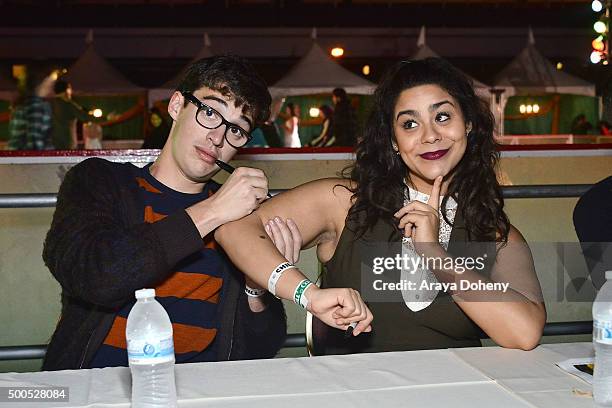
[466, 122, 473, 135]
[167, 91, 183, 121]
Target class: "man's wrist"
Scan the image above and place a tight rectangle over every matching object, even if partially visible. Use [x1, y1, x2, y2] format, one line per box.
[186, 199, 223, 237]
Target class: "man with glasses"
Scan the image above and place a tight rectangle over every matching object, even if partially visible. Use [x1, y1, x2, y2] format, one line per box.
[42, 55, 371, 370]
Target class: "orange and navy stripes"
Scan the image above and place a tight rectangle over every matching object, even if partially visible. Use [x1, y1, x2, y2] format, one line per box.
[90, 164, 225, 367]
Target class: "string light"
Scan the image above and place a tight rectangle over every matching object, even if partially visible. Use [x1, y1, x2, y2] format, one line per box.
[330, 47, 344, 58]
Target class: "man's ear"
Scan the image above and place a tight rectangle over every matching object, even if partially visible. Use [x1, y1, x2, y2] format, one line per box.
[168, 91, 183, 121]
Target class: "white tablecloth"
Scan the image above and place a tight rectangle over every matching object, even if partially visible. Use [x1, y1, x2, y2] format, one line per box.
[0, 342, 595, 408]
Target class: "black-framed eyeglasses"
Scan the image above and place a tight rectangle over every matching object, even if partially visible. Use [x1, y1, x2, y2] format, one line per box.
[181, 91, 252, 148]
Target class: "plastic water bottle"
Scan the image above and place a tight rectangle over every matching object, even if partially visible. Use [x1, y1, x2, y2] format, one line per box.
[593, 271, 612, 406]
[126, 289, 177, 408]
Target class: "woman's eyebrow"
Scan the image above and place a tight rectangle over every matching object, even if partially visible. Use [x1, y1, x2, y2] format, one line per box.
[430, 100, 455, 111]
[396, 109, 419, 121]
[396, 100, 455, 121]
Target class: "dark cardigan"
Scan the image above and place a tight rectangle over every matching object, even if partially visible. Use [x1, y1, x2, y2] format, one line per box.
[42, 157, 286, 370]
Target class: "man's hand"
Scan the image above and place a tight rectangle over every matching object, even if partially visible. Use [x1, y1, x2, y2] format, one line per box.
[306, 286, 373, 336]
[187, 167, 268, 236]
[208, 167, 269, 225]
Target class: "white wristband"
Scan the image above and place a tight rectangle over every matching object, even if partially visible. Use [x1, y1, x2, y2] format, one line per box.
[268, 261, 296, 296]
[245, 285, 267, 298]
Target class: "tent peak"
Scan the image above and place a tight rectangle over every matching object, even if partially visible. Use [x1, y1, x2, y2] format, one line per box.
[86, 29, 94, 45]
[527, 27, 535, 46]
[417, 26, 426, 47]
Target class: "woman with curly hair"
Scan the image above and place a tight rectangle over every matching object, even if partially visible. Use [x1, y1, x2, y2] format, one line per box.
[215, 58, 545, 353]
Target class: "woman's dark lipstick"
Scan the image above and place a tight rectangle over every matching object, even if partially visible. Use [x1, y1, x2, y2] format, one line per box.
[420, 149, 449, 160]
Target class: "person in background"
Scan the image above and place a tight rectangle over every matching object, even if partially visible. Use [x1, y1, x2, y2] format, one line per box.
[570, 113, 593, 135]
[141, 107, 171, 149]
[260, 119, 283, 147]
[50, 80, 93, 150]
[309, 105, 335, 147]
[573, 176, 612, 290]
[42, 55, 371, 370]
[282, 102, 301, 147]
[597, 120, 611, 136]
[8, 65, 53, 150]
[331, 87, 358, 147]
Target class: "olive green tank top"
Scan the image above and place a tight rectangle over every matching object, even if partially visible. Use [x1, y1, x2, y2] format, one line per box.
[314, 206, 496, 355]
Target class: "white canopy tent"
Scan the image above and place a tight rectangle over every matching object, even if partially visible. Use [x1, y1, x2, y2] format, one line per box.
[491, 28, 597, 135]
[494, 29, 595, 98]
[64, 31, 143, 95]
[148, 33, 214, 106]
[410, 26, 490, 99]
[268, 30, 376, 98]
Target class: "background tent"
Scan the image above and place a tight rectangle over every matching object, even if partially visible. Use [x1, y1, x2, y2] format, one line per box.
[494, 30, 595, 98]
[0, 72, 16, 141]
[494, 29, 598, 135]
[410, 26, 490, 99]
[269, 30, 375, 98]
[269, 29, 375, 145]
[148, 33, 214, 106]
[63, 30, 145, 142]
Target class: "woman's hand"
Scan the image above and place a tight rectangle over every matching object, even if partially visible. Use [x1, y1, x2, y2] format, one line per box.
[394, 176, 446, 258]
[306, 286, 373, 336]
[264, 217, 302, 265]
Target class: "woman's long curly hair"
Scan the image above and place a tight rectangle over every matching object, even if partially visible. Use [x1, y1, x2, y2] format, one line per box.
[346, 58, 509, 243]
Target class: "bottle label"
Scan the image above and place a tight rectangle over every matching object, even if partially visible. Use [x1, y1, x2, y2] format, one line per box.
[127, 336, 174, 365]
[594, 319, 612, 344]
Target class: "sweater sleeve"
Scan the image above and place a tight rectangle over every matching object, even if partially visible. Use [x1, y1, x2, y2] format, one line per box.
[42, 158, 204, 309]
[232, 290, 287, 360]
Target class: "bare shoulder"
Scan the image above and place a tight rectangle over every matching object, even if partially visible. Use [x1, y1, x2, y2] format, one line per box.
[507, 224, 527, 243]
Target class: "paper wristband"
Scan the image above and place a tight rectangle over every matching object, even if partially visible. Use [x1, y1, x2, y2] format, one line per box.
[268, 262, 297, 296]
[293, 279, 314, 309]
[245, 285, 267, 298]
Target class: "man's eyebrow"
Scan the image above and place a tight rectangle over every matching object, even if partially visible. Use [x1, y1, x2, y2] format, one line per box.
[201, 95, 228, 107]
[241, 115, 253, 130]
[202, 95, 253, 130]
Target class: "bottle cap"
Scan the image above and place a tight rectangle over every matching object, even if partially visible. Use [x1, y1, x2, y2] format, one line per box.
[135, 288, 155, 299]
[606, 271, 612, 281]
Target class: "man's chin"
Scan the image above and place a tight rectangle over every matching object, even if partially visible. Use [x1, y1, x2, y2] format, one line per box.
[189, 167, 219, 183]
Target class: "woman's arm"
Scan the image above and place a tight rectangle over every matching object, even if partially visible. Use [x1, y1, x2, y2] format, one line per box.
[215, 178, 373, 334]
[447, 226, 546, 350]
[310, 119, 329, 147]
[395, 178, 545, 350]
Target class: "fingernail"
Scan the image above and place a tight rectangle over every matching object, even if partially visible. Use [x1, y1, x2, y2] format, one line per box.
[275, 217, 281, 223]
